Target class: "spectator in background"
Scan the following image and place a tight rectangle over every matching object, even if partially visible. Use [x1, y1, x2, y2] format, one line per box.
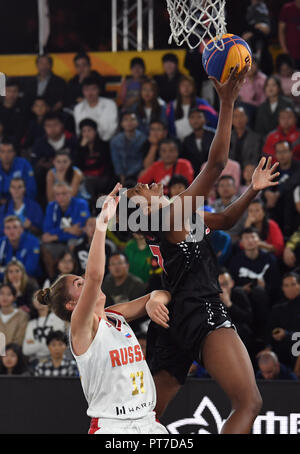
[240, 164, 257, 195]
[256, 351, 298, 380]
[138, 138, 194, 194]
[181, 108, 215, 176]
[102, 253, 146, 306]
[110, 112, 147, 187]
[124, 233, 153, 284]
[73, 76, 118, 142]
[31, 112, 77, 168]
[201, 205, 232, 265]
[230, 106, 261, 173]
[130, 79, 167, 136]
[34, 330, 78, 377]
[263, 108, 300, 161]
[0, 78, 27, 144]
[31, 112, 78, 207]
[218, 268, 255, 355]
[238, 59, 267, 125]
[168, 174, 189, 200]
[154, 52, 183, 104]
[167, 75, 218, 141]
[275, 54, 300, 110]
[254, 75, 294, 139]
[4, 259, 39, 314]
[0, 216, 41, 280]
[263, 141, 300, 236]
[229, 227, 280, 337]
[24, 54, 67, 112]
[0, 177, 43, 236]
[46, 150, 84, 202]
[0, 283, 28, 346]
[278, 0, 300, 69]
[42, 182, 90, 278]
[140, 120, 168, 173]
[283, 224, 300, 269]
[200, 159, 242, 196]
[242, 0, 272, 74]
[243, 199, 284, 257]
[75, 118, 116, 204]
[22, 293, 66, 368]
[118, 57, 147, 109]
[67, 52, 104, 108]
[22, 96, 49, 150]
[73, 217, 117, 277]
[0, 139, 37, 203]
[212, 176, 246, 242]
[0, 343, 29, 376]
[266, 272, 300, 368]
[42, 250, 77, 289]
[102, 253, 147, 333]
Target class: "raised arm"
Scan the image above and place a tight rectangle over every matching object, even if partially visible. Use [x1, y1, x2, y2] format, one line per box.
[203, 157, 279, 230]
[177, 65, 250, 210]
[107, 290, 171, 328]
[71, 184, 122, 341]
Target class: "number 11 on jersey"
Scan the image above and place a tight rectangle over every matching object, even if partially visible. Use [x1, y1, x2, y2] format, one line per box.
[130, 371, 145, 395]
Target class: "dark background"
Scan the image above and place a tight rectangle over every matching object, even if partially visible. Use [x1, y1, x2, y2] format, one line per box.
[0, 0, 291, 54]
[0, 376, 299, 434]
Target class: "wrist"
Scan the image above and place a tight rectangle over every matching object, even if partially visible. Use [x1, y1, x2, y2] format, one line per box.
[220, 100, 234, 109]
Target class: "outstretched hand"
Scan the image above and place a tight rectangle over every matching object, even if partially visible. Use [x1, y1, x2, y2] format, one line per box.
[96, 183, 122, 231]
[209, 63, 250, 105]
[146, 290, 171, 329]
[252, 157, 280, 191]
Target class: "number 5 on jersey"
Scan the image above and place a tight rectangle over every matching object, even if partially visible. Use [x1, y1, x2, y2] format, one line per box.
[149, 245, 165, 272]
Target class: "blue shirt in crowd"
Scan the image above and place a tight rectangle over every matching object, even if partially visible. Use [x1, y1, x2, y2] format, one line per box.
[43, 197, 90, 242]
[0, 157, 37, 201]
[0, 197, 44, 234]
[110, 130, 147, 178]
[0, 231, 40, 279]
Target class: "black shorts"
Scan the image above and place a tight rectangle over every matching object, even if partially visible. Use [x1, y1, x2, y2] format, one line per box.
[146, 295, 235, 385]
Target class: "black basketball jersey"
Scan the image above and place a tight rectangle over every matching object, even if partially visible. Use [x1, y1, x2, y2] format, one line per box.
[145, 206, 221, 298]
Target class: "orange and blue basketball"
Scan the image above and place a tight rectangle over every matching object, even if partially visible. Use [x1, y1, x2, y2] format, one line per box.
[202, 34, 252, 84]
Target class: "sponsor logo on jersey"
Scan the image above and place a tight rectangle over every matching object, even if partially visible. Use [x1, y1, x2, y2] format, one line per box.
[115, 400, 155, 416]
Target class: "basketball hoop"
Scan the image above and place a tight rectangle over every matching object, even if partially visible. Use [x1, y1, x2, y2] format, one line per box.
[166, 0, 227, 51]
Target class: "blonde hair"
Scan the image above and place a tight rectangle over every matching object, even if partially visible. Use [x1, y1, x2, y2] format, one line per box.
[4, 259, 28, 293]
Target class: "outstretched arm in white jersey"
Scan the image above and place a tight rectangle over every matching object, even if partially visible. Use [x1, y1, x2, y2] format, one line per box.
[70, 183, 122, 355]
[107, 290, 171, 329]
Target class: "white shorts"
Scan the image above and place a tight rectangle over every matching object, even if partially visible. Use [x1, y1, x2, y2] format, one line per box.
[88, 412, 168, 435]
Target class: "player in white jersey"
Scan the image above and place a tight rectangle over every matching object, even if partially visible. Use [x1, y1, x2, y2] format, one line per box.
[36, 183, 170, 434]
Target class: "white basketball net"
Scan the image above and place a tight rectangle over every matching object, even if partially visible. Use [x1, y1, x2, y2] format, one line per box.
[166, 0, 227, 50]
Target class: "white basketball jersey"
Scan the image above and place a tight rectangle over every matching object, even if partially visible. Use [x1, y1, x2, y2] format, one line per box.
[70, 309, 157, 420]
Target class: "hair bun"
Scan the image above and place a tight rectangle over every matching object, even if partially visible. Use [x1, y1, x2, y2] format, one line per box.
[36, 288, 51, 306]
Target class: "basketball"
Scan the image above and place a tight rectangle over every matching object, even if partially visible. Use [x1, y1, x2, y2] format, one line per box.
[202, 34, 252, 84]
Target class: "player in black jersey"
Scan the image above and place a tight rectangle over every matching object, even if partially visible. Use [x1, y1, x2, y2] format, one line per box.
[122, 66, 280, 434]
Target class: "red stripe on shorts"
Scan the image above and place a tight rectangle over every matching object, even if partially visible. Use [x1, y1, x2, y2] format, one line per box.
[89, 417, 100, 434]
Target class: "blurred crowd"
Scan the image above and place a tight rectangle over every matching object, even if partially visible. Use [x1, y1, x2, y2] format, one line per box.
[0, 0, 300, 382]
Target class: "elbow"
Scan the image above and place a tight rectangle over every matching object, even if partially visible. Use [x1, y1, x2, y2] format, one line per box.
[85, 270, 104, 284]
[210, 160, 227, 175]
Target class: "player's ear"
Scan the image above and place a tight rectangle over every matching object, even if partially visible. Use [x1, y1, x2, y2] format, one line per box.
[65, 300, 76, 312]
